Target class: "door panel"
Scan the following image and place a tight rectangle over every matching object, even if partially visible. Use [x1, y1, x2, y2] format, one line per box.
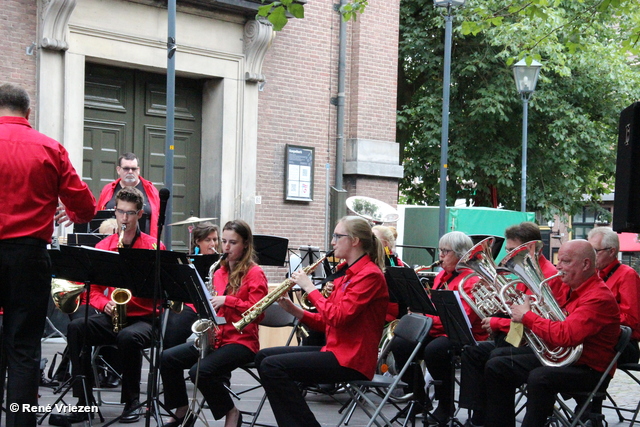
[84, 63, 203, 250]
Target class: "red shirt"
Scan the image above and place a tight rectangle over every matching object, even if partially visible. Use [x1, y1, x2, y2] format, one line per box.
[213, 264, 268, 354]
[89, 232, 166, 316]
[522, 273, 620, 373]
[429, 269, 488, 341]
[599, 259, 640, 340]
[0, 116, 96, 242]
[491, 254, 562, 334]
[302, 255, 388, 379]
[97, 177, 160, 237]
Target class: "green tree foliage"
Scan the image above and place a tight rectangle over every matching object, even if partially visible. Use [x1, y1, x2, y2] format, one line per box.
[398, 0, 640, 220]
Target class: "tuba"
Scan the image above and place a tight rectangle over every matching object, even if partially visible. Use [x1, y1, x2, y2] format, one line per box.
[51, 279, 86, 314]
[233, 251, 334, 332]
[498, 241, 583, 367]
[111, 288, 132, 333]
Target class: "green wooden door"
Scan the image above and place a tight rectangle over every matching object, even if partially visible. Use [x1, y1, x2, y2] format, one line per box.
[83, 63, 203, 249]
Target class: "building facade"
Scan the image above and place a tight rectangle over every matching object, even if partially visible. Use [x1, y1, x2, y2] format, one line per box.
[2, 0, 402, 272]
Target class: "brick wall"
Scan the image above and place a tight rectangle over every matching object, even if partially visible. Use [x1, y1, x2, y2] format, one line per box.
[1, 0, 38, 120]
[255, 0, 401, 264]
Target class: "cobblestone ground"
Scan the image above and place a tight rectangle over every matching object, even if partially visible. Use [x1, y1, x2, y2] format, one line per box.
[5, 339, 638, 426]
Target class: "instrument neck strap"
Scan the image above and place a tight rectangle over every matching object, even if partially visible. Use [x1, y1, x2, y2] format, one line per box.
[602, 262, 621, 283]
[434, 270, 460, 290]
[318, 253, 367, 285]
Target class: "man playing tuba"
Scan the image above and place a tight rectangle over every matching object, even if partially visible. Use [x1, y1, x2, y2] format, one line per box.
[63, 187, 165, 424]
[484, 240, 620, 427]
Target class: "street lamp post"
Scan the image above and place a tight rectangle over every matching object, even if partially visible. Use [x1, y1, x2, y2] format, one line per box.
[513, 58, 542, 213]
[434, 0, 465, 238]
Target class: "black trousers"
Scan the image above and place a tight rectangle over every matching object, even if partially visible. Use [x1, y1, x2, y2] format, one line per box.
[390, 334, 457, 415]
[67, 312, 152, 403]
[485, 352, 604, 427]
[161, 342, 255, 419]
[459, 340, 531, 413]
[256, 346, 367, 427]
[163, 305, 198, 350]
[0, 238, 51, 427]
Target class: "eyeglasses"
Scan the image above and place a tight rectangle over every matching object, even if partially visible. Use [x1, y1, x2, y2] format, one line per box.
[332, 233, 350, 241]
[115, 208, 140, 217]
[594, 247, 612, 253]
[439, 248, 453, 255]
[120, 167, 139, 172]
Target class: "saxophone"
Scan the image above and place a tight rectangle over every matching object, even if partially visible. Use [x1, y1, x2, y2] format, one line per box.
[233, 250, 334, 332]
[111, 288, 132, 332]
[189, 253, 229, 357]
[117, 224, 126, 248]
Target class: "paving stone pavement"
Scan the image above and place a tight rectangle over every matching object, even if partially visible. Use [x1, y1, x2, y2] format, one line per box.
[8, 338, 638, 426]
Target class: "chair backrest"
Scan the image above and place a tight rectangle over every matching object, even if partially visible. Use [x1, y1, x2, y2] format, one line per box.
[616, 325, 632, 355]
[259, 302, 297, 328]
[392, 313, 432, 346]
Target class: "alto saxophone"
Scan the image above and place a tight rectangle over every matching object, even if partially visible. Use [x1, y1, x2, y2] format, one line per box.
[117, 224, 126, 248]
[233, 250, 334, 332]
[111, 287, 132, 332]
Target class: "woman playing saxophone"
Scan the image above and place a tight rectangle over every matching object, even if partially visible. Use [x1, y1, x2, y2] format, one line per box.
[160, 219, 267, 427]
[255, 216, 389, 427]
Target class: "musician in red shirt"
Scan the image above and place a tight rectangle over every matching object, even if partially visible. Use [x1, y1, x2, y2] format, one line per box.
[484, 240, 620, 427]
[64, 187, 164, 424]
[255, 216, 388, 427]
[588, 226, 640, 364]
[160, 219, 268, 427]
[0, 83, 96, 427]
[459, 221, 562, 427]
[389, 231, 487, 424]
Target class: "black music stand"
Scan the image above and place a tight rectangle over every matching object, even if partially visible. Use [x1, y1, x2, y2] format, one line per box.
[39, 245, 118, 425]
[189, 254, 220, 283]
[385, 266, 437, 317]
[430, 290, 476, 427]
[254, 234, 289, 266]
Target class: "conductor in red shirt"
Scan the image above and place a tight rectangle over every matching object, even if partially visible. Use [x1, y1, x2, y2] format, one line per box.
[255, 216, 389, 427]
[0, 83, 96, 427]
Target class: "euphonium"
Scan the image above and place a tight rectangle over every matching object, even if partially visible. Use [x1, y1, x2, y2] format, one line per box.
[233, 250, 334, 332]
[111, 288, 132, 333]
[191, 318, 218, 359]
[117, 224, 126, 249]
[51, 278, 86, 314]
[498, 241, 583, 367]
[456, 237, 510, 319]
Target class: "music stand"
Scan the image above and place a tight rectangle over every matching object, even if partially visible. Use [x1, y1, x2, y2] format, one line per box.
[254, 234, 289, 266]
[430, 290, 477, 427]
[39, 245, 115, 425]
[385, 266, 437, 316]
[189, 254, 220, 283]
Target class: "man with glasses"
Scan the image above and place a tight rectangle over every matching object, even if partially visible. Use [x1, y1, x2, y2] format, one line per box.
[63, 187, 165, 424]
[97, 152, 160, 237]
[587, 227, 640, 364]
[459, 221, 563, 427]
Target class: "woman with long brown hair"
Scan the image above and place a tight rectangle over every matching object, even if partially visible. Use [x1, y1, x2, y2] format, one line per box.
[160, 219, 268, 427]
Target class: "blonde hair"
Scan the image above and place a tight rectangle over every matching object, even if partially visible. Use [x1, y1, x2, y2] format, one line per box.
[99, 218, 118, 234]
[340, 216, 385, 271]
[372, 225, 396, 251]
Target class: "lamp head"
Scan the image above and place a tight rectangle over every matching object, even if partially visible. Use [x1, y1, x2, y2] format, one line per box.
[513, 58, 542, 94]
[433, 0, 465, 7]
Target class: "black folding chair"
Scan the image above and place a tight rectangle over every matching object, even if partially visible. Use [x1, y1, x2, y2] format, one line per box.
[602, 360, 640, 426]
[337, 313, 433, 427]
[553, 325, 632, 427]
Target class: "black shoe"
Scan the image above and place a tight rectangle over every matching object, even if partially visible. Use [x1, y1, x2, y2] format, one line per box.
[55, 411, 94, 424]
[120, 399, 142, 423]
[101, 371, 121, 388]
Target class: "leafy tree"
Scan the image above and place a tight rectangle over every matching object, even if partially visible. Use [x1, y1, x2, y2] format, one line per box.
[398, 0, 640, 220]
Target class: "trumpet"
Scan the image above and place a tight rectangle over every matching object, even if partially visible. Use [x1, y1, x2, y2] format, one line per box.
[117, 224, 126, 249]
[233, 250, 334, 332]
[111, 288, 132, 332]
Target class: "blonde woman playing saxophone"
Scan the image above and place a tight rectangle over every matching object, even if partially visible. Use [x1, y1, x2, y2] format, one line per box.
[255, 216, 389, 427]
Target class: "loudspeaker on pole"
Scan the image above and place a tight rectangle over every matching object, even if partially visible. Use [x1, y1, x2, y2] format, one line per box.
[613, 102, 640, 233]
